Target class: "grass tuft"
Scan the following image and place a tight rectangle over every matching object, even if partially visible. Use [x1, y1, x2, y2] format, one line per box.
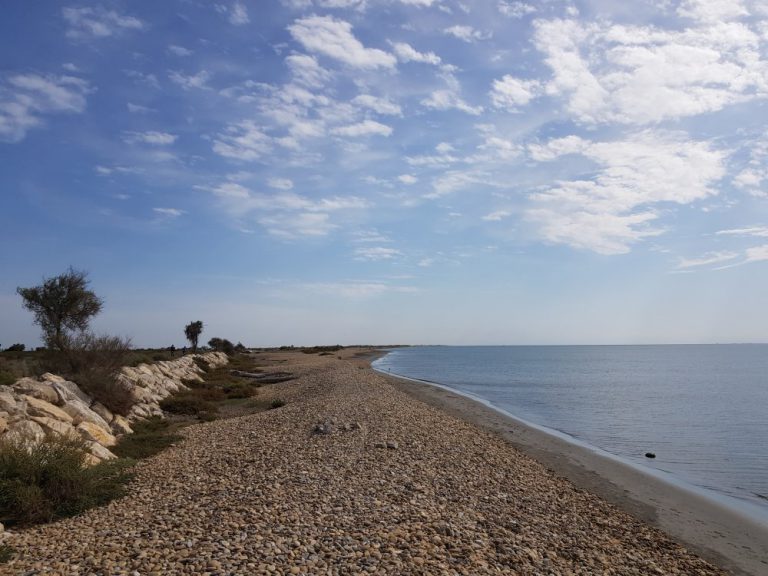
[0, 435, 133, 526]
[111, 417, 182, 460]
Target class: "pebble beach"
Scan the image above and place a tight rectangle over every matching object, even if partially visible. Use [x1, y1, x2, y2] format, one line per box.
[3, 349, 732, 575]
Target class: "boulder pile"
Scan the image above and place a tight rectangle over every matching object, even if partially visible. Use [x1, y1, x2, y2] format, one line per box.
[0, 352, 228, 463]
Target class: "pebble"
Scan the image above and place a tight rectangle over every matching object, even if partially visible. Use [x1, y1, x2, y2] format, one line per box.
[1, 350, 727, 576]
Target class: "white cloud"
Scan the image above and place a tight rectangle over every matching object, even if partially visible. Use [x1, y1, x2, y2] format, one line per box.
[398, 0, 437, 5]
[498, 1, 536, 18]
[317, 0, 367, 8]
[527, 131, 727, 254]
[490, 75, 541, 110]
[528, 135, 590, 161]
[677, 250, 739, 268]
[422, 89, 483, 115]
[62, 62, 80, 72]
[62, 6, 144, 40]
[230, 2, 250, 25]
[126, 102, 154, 114]
[213, 121, 272, 161]
[533, 17, 768, 125]
[0, 74, 90, 142]
[288, 16, 396, 70]
[168, 45, 193, 57]
[354, 246, 402, 260]
[213, 182, 251, 198]
[169, 70, 210, 90]
[153, 207, 184, 218]
[268, 178, 294, 190]
[717, 226, 768, 238]
[677, 0, 748, 22]
[352, 94, 402, 115]
[331, 119, 392, 137]
[124, 131, 177, 145]
[398, 174, 418, 184]
[304, 281, 416, 299]
[744, 244, 768, 263]
[482, 210, 512, 221]
[286, 54, 332, 87]
[391, 42, 442, 65]
[444, 25, 491, 43]
[353, 229, 391, 243]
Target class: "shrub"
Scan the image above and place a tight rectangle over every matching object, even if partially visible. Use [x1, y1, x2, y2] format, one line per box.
[270, 399, 286, 409]
[0, 370, 15, 387]
[193, 357, 211, 373]
[4, 344, 25, 352]
[0, 544, 15, 563]
[208, 337, 235, 355]
[160, 394, 216, 416]
[63, 333, 134, 416]
[0, 435, 133, 526]
[112, 417, 182, 460]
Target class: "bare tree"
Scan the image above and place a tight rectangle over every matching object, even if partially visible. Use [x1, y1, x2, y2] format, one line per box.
[17, 267, 103, 352]
[184, 320, 204, 353]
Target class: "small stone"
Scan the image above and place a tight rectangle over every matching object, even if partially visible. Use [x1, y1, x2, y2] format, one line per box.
[386, 441, 399, 450]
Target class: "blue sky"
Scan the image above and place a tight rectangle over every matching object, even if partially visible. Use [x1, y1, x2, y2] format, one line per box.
[2, 0, 768, 347]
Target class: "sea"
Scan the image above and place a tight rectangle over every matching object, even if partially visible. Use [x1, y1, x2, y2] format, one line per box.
[373, 345, 768, 523]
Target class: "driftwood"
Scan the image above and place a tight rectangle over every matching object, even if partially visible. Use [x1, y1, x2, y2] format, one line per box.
[230, 370, 295, 384]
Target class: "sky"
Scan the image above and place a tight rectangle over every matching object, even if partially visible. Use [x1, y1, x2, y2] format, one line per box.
[1, 0, 768, 348]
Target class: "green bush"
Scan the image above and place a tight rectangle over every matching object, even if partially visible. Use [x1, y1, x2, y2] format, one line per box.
[0, 435, 133, 526]
[160, 394, 216, 416]
[112, 417, 182, 460]
[4, 344, 25, 352]
[270, 399, 286, 409]
[0, 370, 15, 387]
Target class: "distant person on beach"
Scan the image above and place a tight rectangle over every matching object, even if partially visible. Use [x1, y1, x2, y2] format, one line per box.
[182, 346, 187, 355]
[170, 344, 176, 356]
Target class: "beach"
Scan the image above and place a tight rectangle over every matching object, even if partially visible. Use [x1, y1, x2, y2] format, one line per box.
[2, 349, 762, 575]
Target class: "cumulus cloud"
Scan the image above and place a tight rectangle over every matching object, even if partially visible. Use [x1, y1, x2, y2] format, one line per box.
[490, 75, 541, 110]
[391, 42, 442, 65]
[482, 210, 512, 221]
[331, 119, 393, 137]
[527, 135, 590, 161]
[286, 54, 332, 87]
[213, 121, 272, 161]
[288, 16, 396, 69]
[168, 45, 192, 56]
[0, 74, 90, 142]
[153, 207, 185, 218]
[398, 174, 418, 184]
[354, 246, 403, 260]
[268, 178, 294, 190]
[169, 70, 210, 90]
[352, 94, 402, 115]
[422, 89, 482, 115]
[533, 16, 768, 125]
[444, 25, 491, 43]
[527, 131, 727, 254]
[124, 131, 177, 145]
[62, 6, 144, 40]
[498, 1, 536, 18]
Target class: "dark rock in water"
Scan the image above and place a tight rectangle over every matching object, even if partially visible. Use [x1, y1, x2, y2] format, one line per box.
[645, 452, 656, 459]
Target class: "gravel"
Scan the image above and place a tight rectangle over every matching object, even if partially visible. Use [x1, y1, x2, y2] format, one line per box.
[2, 350, 726, 575]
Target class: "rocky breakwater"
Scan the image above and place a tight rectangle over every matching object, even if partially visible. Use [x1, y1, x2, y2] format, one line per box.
[0, 352, 228, 464]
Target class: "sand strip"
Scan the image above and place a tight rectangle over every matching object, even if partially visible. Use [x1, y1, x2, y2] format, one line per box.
[379, 365, 768, 576]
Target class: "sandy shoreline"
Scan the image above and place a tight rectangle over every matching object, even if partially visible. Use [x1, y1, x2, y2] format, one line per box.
[376, 361, 768, 576]
[1, 349, 759, 575]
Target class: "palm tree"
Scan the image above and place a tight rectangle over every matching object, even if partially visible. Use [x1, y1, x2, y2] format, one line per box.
[184, 320, 203, 353]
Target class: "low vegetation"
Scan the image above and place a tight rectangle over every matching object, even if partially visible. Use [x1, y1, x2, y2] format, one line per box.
[0, 435, 133, 527]
[111, 418, 182, 460]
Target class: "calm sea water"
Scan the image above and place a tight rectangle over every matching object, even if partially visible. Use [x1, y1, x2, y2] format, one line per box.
[373, 345, 768, 519]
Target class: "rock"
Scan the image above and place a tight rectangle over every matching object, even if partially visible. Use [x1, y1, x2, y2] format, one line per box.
[5, 420, 45, 445]
[90, 402, 114, 424]
[62, 398, 111, 429]
[386, 441, 399, 450]
[0, 391, 18, 414]
[111, 414, 133, 435]
[12, 378, 59, 404]
[313, 421, 333, 435]
[85, 440, 116, 461]
[31, 416, 77, 438]
[25, 396, 74, 424]
[0, 416, 7, 434]
[645, 452, 656, 459]
[51, 380, 92, 405]
[77, 421, 117, 447]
